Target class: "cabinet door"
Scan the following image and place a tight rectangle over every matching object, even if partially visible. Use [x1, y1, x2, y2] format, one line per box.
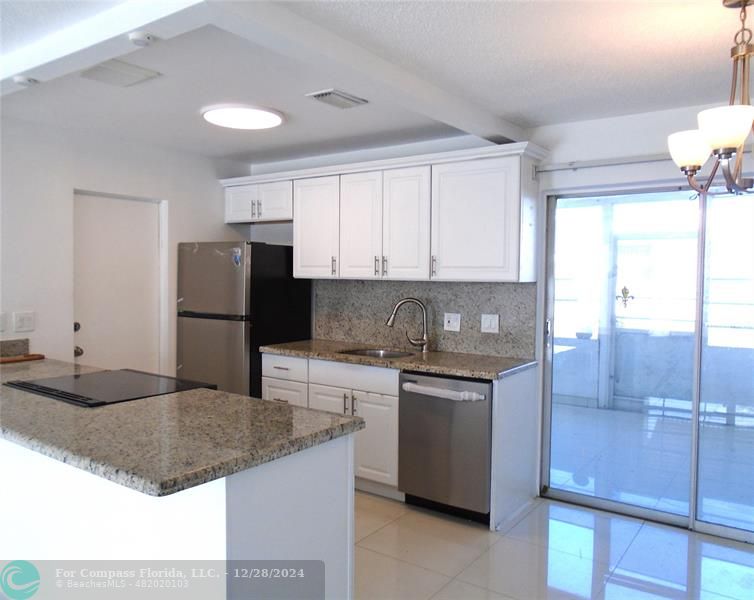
[257, 181, 293, 222]
[353, 391, 398, 486]
[293, 176, 340, 278]
[308, 383, 350, 415]
[261, 377, 308, 408]
[431, 157, 521, 281]
[339, 171, 383, 279]
[383, 166, 430, 280]
[225, 185, 257, 223]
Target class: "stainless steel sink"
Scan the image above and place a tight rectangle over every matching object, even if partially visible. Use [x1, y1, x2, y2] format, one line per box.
[339, 348, 414, 359]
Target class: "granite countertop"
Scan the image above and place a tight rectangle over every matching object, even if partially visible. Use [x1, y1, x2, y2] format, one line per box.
[260, 339, 537, 380]
[0, 359, 363, 497]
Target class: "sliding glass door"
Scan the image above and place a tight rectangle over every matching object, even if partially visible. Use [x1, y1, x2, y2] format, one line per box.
[544, 189, 754, 540]
[696, 194, 754, 533]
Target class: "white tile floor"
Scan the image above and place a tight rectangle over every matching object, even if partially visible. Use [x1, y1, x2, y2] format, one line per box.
[354, 492, 754, 600]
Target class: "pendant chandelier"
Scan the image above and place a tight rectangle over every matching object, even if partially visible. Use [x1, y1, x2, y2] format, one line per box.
[668, 0, 754, 194]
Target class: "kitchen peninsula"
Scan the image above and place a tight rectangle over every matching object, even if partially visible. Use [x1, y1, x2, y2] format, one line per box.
[0, 358, 363, 599]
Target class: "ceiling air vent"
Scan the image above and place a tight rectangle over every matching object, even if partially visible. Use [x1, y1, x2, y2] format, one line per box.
[81, 59, 161, 87]
[305, 88, 368, 109]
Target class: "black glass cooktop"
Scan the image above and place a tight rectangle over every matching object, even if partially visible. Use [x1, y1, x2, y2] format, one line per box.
[3, 369, 216, 408]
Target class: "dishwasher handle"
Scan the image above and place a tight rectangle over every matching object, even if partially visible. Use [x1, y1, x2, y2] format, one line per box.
[401, 382, 486, 402]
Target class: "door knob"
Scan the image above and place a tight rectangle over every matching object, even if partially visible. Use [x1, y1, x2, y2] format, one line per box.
[74, 346, 84, 357]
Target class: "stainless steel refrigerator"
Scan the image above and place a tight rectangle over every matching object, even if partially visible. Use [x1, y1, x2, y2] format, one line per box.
[176, 242, 311, 397]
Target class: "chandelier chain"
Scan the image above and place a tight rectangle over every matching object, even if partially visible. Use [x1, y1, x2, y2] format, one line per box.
[735, 2, 752, 45]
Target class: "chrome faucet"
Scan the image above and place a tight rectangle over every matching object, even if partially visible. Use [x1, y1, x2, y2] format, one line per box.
[385, 297, 429, 353]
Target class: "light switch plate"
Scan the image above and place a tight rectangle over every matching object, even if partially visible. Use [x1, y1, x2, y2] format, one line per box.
[481, 313, 500, 333]
[13, 311, 36, 333]
[444, 312, 461, 332]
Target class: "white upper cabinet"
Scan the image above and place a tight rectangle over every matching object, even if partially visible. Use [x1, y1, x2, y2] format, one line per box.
[256, 181, 292, 222]
[293, 176, 340, 278]
[224, 181, 292, 223]
[382, 166, 431, 280]
[339, 171, 383, 279]
[223, 144, 544, 281]
[431, 156, 533, 282]
[225, 185, 257, 223]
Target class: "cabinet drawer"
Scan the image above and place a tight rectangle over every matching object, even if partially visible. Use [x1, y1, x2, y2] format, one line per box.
[262, 377, 308, 408]
[262, 354, 308, 382]
[308, 359, 398, 396]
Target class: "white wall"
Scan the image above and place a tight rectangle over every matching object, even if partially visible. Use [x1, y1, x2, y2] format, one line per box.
[249, 134, 487, 175]
[527, 102, 719, 194]
[0, 117, 245, 371]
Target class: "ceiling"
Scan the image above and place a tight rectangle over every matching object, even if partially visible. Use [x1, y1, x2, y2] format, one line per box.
[284, 0, 736, 127]
[0, 0, 124, 54]
[0, 1, 747, 162]
[0, 24, 460, 162]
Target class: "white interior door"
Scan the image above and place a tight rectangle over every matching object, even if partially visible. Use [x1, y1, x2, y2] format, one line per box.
[74, 192, 160, 372]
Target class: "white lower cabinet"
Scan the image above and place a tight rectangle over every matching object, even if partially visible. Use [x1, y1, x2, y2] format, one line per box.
[309, 383, 399, 488]
[261, 377, 308, 408]
[305, 359, 399, 488]
[263, 355, 400, 488]
[352, 391, 398, 486]
[309, 383, 351, 414]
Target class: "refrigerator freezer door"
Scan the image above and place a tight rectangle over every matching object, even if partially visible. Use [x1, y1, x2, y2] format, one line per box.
[178, 242, 251, 316]
[177, 316, 250, 395]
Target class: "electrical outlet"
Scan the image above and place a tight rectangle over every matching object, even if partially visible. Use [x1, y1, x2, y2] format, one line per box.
[13, 311, 36, 333]
[444, 312, 461, 332]
[481, 313, 500, 333]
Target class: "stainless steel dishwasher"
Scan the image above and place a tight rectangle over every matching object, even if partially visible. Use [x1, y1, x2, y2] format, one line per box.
[399, 372, 492, 521]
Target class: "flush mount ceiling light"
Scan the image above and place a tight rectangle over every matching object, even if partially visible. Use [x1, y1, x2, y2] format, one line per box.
[668, 0, 754, 194]
[201, 105, 283, 130]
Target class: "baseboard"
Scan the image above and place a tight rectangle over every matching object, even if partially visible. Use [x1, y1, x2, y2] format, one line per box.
[355, 478, 405, 502]
[492, 497, 541, 533]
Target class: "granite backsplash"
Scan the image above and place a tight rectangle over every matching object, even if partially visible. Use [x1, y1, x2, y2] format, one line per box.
[313, 280, 536, 359]
[0, 338, 29, 357]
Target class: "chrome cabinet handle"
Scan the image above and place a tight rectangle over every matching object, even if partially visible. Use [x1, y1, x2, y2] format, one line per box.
[251, 199, 256, 219]
[431, 255, 437, 276]
[331, 256, 337, 276]
[351, 393, 357, 415]
[257, 199, 262, 218]
[343, 392, 348, 414]
[374, 255, 380, 276]
[382, 256, 387, 276]
[273, 366, 290, 371]
[273, 398, 289, 404]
